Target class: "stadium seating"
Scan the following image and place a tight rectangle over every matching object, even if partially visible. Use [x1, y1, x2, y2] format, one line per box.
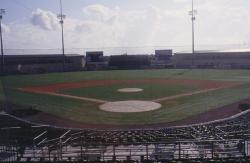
[0, 111, 250, 162]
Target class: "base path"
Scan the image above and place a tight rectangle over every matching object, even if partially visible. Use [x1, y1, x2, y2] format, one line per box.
[153, 82, 239, 102]
[47, 92, 108, 103]
[153, 88, 219, 102]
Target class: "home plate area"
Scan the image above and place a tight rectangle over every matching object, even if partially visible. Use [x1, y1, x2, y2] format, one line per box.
[99, 100, 162, 113]
[117, 88, 144, 93]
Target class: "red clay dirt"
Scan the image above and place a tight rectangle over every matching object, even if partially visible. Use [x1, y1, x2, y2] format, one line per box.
[20, 79, 238, 93]
[19, 79, 238, 99]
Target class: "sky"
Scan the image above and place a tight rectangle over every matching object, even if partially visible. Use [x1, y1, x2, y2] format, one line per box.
[1, 0, 250, 55]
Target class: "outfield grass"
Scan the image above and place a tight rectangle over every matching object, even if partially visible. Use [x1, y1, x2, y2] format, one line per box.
[1, 69, 250, 125]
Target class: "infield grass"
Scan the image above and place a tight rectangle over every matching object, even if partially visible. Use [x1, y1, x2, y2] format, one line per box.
[58, 82, 199, 101]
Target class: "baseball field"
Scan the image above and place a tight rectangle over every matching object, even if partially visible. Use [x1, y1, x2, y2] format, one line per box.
[1, 69, 250, 129]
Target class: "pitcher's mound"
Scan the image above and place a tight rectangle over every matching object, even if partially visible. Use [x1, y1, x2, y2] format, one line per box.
[117, 88, 143, 93]
[99, 100, 161, 113]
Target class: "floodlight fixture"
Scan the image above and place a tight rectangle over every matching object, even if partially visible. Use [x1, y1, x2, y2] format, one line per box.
[189, 0, 197, 56]
[0, 9, 5, 18]
[0, 8, 5, 75]
[57, 0, 66, 71]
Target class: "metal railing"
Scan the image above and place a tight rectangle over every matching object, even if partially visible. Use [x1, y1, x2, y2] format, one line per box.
[0, 139, 249, 162]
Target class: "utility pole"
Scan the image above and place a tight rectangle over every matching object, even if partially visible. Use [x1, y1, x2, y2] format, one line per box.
[57, 0, 66, 72]
[189, 0, 197, 67]
[0, 9, 5, 75]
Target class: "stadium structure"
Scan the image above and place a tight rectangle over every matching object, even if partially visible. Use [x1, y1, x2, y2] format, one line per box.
[1, 0, 250, 162]
[3, 54, 85, 74]
[1, 50, 250, 162]
[173, 51, 250, 69]
[86, 50, 250, 71]
[0, 109, 250, 162]
[3, 50, 250, 74]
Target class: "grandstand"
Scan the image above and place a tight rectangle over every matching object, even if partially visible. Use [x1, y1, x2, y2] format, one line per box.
[0, 109, 250, 162]
[173, 51, 250, 69]
[109, 55, 151, 70]
[85, 51, 109, 70]
[3, 54, 85, 74]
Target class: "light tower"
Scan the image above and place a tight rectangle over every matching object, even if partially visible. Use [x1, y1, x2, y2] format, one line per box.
[0, 9, 5, 75]
[189, 0, 197, 56]
[57, 0, 66, 71]
[189, 0, 197, 68]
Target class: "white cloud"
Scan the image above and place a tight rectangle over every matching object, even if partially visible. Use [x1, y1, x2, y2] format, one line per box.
[75, 4, 169, 47]
[4, 23, 60, 50]
[174, 0, 189, 3]
[31, 8, 59, 31]
[3, 1, 250, 54]
[74, 21, 96, 33]
[82, 4, 119, 23]
[194, 0, 250, 47]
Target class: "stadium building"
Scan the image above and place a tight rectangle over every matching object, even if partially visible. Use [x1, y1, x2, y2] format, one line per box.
[151, 50, 173, 68]
[109, 54, 151, 70]
[3, 54, 85, 74]
[173, 51, 250, 69]
[85, 51, 109, 70]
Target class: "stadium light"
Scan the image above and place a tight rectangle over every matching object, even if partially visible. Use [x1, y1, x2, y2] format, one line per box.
[189, 0, 197, 56]
[0, 8, 5, 75]
[57, 0, 66, 71]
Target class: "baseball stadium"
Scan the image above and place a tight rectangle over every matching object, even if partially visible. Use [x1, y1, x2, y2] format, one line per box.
[1, 66, 250, 162]
[1, 0, 250, 162]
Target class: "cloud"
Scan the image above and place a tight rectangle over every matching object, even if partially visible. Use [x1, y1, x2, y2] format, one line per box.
[74, 21, 96, 33]
[3, 1, 250, 53]
[3, 23, 61, 50]
[0, 3, 220, 50]
[82, 4, 119, 22]
[73, 2, 250, 51]
[31, 8, 59, 31]
[174, 0, 189, 3]
[83, 4, 110, 16]
[76, 4, 167, 47]
[194, 0, 250, 46]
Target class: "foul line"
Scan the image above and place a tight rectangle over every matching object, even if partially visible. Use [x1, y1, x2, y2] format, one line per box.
[17, 88, 108, 104]
[45, 92, 108, 104]
[153, 88, 219, 102]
